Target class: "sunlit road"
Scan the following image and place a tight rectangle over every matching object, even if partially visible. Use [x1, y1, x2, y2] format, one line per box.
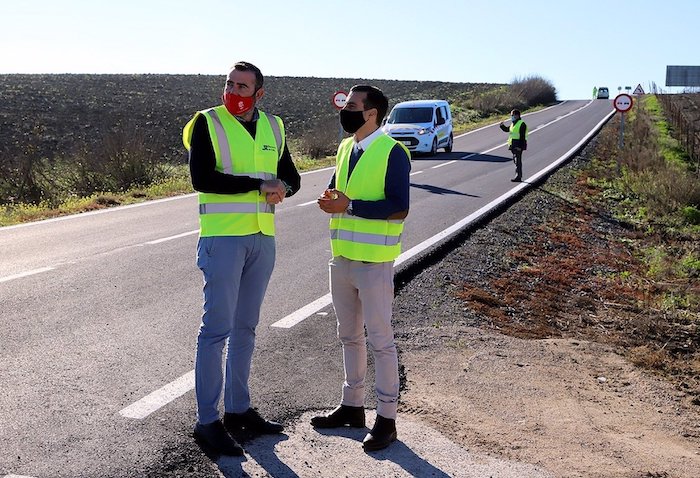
[0, 99, 614, 477]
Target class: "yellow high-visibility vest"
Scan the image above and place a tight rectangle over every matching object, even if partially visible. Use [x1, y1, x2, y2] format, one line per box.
[329, 134, 410, 262]
[183, 106, 284, 237]
[508, 119, 528, 146]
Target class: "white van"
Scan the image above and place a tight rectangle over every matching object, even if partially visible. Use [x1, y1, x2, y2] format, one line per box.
[382, 100, 453, 154]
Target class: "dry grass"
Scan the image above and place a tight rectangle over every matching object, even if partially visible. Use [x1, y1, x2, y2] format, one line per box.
[456, 96, 700, 399]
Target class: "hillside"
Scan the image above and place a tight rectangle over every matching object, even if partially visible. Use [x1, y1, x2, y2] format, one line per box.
[0, 74, 500, 165]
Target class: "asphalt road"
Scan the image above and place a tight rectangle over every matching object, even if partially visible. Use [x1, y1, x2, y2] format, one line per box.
[0, 99, 615, 477]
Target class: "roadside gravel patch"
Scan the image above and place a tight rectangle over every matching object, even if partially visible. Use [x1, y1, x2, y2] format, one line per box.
[392, 140, 700, 478]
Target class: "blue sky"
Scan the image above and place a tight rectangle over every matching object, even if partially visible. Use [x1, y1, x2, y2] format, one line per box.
[0, 0, 696, 99]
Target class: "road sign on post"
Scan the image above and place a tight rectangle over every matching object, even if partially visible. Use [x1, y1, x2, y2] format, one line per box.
[633, 84, 645, 95]
[614, 94, 633, 113]
[613, 93, 634, 150]
[332, 91, 348, 143]
[332, 91, 347, 110]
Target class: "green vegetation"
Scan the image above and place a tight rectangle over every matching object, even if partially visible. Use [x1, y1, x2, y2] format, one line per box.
[584, 93, 699, 328]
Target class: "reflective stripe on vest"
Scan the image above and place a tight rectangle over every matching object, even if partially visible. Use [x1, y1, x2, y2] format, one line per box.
[329, 134, 410, 263]
[330, 213, 403, 246]
[182, 106, 282, 237]
[200, 203, 275, 214]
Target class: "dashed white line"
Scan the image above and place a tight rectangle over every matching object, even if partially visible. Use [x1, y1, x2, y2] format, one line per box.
[4, 474, 39, 478]
[431, 160, 457, 169]
[409, 170, 424, 176]
[145, 230, 198, 245]
[119, 370, 195, 419]
[0, 267, 55, 284]
[271, 293, 333, 328]
[297, 200, 318, 207]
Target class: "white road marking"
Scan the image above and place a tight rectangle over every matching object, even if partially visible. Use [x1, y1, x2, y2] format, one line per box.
[0, 167, 336, 233]
[452, 100, 565, 140]
[297, 199, 318, 207]
[409, 170, 424, 176]
[118, 370, 195, 419]
[5, 474, 39, 478]
[0, 267, 54, 284]
[145, 230, 198, 245]
[460, 141, 506, 160]
[0, 194, 199, 231]
[271, 293, 333, 328]
[431, 160, 457, 169]
[457, 101, 598, 161]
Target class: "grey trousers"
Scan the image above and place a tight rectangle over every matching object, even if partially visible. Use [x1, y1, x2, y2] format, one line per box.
[511, 147, 523, 179]
[329, 256, 399, 419]
[195, 233, 275, 424]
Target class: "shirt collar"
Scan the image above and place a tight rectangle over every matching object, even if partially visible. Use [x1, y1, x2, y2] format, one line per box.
[234, 108, 260, 123]
[355, 127, 385, 151]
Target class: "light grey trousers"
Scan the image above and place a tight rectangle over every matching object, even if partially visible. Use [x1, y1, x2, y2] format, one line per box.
[329, 256, 399, 420]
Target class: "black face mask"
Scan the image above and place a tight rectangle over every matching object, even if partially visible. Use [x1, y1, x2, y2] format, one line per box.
[339, 109, 367, 134]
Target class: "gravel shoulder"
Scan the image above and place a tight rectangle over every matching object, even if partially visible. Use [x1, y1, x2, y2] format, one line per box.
[393, 138, 700, 478]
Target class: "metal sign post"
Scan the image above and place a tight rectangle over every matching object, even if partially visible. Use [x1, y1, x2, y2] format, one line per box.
[613, 93, 634, 149]
[619, 113, 626, 149]
[332, 91, 348, 144]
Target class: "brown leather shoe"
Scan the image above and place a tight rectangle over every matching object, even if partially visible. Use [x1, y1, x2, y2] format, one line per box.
[362, 415, 397, 451]
[310, 405, 365, 428]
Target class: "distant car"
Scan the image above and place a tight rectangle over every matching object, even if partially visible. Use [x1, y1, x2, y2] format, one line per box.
[597, 87, 609, 99]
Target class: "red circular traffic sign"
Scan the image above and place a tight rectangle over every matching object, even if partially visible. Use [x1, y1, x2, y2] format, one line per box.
[332, 91, 347, 110]
[613, 93, 633, 113]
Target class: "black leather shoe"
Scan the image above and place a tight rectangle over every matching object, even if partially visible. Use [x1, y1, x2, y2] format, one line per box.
[224, 408, 284, 435]
[310, 405, 365, 428]
[510, 176, 522, 182]
[362, 415, 397, 451]
[193, 420, 244, 456]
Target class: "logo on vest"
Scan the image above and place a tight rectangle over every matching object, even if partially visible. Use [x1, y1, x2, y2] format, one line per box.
[261, 144, 276, 152]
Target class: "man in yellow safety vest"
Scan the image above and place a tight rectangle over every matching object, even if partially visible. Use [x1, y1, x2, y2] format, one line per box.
[500, 109, 528, 182]
[183, 61, 300, 456]
[313, 85, 411, 452]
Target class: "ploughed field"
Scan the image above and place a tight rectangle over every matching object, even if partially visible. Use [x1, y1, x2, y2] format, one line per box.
[0, 74, 497, 164]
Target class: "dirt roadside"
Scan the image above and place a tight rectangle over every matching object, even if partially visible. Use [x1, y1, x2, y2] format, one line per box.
[393, 136, 700, 478]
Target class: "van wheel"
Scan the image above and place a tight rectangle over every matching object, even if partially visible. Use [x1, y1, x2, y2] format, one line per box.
[444, 133, 453, 153]
[430, 138, 438, 155]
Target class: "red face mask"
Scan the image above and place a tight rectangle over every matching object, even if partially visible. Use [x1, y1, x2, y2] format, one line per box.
[222, 92, 255, 116]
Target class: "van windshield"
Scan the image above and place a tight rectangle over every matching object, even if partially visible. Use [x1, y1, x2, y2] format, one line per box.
[388, 107, 433, 124]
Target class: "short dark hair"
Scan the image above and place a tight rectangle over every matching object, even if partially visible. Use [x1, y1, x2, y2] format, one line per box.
[350, 84, 388, 126]
[232, 61, 264, 90]
[511, 109, 521, 117]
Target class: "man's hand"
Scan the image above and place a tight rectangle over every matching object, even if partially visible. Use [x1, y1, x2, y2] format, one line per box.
[261, 179, 285, 204]
[317, 189, 350, 214]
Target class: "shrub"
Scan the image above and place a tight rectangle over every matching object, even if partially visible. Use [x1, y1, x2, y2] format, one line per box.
[682, 206, 700, 225]
[468, 87, 525, 116]
[511, 75, 557, 107]
[295, 116, 344, 159]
